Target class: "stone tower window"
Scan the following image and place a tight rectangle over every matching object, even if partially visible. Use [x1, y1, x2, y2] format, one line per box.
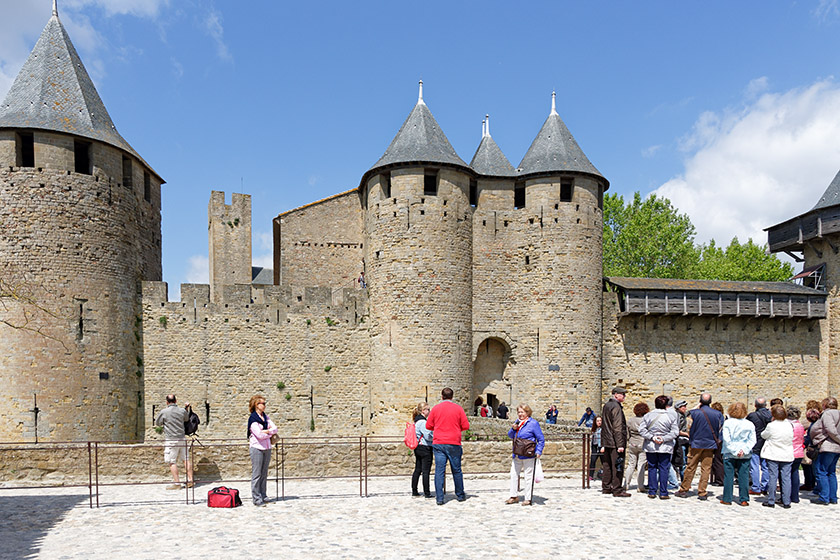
[122, 156, 132, 188]
[382, 172, 391, 198]
[514, 182, 525, 209]
[74, 140, 91, 174]
[424, 169, 438, 196]
[16, 132, 34, 167]
[560, 180, 573, 202]
[469, 179, 477, 206]
[144, 171, 151, 202]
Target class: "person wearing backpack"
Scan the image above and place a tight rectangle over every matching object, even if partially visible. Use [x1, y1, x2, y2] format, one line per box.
[154, 394, 194, 490]
[411, 402, 433, 498]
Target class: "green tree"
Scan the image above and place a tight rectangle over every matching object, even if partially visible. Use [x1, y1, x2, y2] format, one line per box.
[603, 192, 699, 278]
[692, 238, 794, 282]
[603, 192, 795, 282]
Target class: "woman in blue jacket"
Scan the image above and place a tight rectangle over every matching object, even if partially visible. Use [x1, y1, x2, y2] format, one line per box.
[506, 404, 545, 506]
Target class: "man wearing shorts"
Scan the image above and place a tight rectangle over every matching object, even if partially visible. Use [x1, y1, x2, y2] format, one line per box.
[155, 394, 194, 489]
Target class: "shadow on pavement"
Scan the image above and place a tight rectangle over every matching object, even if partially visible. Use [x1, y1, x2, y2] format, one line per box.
[0, 494, 88, 559]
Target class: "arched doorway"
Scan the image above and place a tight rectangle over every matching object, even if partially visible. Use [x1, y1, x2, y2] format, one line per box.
[473, 337, 511, 414]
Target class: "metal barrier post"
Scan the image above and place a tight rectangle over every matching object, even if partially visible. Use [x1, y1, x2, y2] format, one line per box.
[94, 442, 100, 508]
[187, 439, 193, 504]
[364, 436, 368, 497]
[87, 441, 93, 509]
[280, 438, 285, 501]
[274, 440, 279, 501]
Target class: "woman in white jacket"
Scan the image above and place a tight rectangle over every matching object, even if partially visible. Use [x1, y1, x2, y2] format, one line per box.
[760, 405, 794, 508]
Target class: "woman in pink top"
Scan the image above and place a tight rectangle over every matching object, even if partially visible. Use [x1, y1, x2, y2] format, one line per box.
[248, 394, 278, 507]
[787, 406, 806, 504]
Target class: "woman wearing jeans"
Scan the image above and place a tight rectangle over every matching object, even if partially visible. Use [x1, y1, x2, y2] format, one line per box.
[760, 405, 794, 508]
[411, 402, 433, 498]
[720, 402, 755, 506]
[638, 395, 679, 499]
[811, 397, 840, 505]
[248, 394, 277, 507]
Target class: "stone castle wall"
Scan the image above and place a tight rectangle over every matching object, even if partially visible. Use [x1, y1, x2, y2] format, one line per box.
[471, 175, 605, 419]
[0, 130, 161, 442]
[601, 292, 829, 410]
[275, 189, 364, 292]
[364, 168, 474, 432]
[209, 191, 251, 302]
[141, 281, 371, 439]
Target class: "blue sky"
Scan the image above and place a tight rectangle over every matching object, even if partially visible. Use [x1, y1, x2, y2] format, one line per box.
[3, 1, 840, 298]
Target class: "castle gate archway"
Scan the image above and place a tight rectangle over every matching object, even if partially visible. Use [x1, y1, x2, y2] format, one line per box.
[473, 337, 511, 413]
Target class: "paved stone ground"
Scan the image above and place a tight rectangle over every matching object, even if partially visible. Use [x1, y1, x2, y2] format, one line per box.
[1, 474, 837, 560]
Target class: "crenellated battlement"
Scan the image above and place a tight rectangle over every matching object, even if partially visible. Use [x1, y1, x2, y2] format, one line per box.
[142, 281, 369, 327]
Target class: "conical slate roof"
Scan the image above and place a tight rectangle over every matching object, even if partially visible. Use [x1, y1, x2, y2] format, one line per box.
[366, 83, 468, 174]
[810, 169, 840, 211]
[0, 9, 159, 178]
[469, 118, 515, 177]
[517, 94, 607, 186]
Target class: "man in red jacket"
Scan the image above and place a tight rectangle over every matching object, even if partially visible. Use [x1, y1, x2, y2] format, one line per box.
[426, 387, 470, 505]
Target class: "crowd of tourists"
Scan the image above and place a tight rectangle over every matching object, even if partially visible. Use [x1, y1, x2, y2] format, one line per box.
[589, 387, 840, 507]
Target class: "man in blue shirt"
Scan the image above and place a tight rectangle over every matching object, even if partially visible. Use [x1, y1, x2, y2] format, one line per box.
[675, 393, 724, 500]
[578, 407, 595, 428]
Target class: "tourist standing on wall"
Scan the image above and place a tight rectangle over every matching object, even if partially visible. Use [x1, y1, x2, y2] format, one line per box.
[155, 394, 194, 490]
[411, 402, 433, 498]
[638, 395, 679, 499]
[578, 407, 595, 428]
[545, 405, 558, 425]
[497, 402, 509, 420]
[747, 397, 772, 495]
[506, 404, 545, 506]
[676, 393, 723, 501]
[720, 402, 755, 506]
[624, 402, 649, 493]
[247, 394, 277, 507]
[425, 388, 470, 505]
[601, 387, 631, 497]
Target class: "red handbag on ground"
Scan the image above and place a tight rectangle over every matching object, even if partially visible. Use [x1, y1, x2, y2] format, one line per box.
[207, 486, 242, 508]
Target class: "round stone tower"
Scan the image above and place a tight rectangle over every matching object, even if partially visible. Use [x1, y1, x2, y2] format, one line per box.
[514, 93, 609, 413]
[0, 5, 163, 441]
[360, 82, 473, 431]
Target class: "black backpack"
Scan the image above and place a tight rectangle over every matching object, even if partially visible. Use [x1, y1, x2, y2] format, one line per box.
[184, 405, 200, 436]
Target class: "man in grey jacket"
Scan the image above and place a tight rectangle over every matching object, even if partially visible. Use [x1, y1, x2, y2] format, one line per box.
[155, 394, 194, 490]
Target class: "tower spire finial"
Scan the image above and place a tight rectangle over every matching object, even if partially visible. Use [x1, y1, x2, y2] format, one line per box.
[485, 114, 491, 138]
[550, 91, 557, 115]
[481, 118, 486, 138]
[53, 0, 58, 17]
[418, 80, 424, 105]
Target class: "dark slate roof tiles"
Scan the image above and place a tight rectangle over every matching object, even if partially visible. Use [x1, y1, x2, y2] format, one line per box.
[606, 276, 824, 296]
[517, 108, 606, 185]
[0, 13, 160, 179]
[469, 135, 516, 177]
[810, 168, 840, 212]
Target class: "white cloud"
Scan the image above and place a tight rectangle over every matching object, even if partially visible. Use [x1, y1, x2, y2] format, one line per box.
[641, 145, 662, 158]
[63, 0, 170, 18]
[186, 255, 209, 284]
[0, 1, 51, 98]
[744, 76, 769, 100]
[203, 7, 231, 62]
[814, 0, 840, 22]
[653, 79, 840, 247]
[253, 253, 273, 269]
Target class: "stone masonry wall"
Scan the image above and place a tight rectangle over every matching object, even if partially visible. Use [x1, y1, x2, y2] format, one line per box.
[364, 168, 474, 433]
[0, 130, 161, 442]
[601, 292, 829, 410]
[0, 439, 585, 484]
[209, 191, 251, 302]
[472, 175, 604, 422]
[141, 281, 371, 439]
[276, 189, 364, 293]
